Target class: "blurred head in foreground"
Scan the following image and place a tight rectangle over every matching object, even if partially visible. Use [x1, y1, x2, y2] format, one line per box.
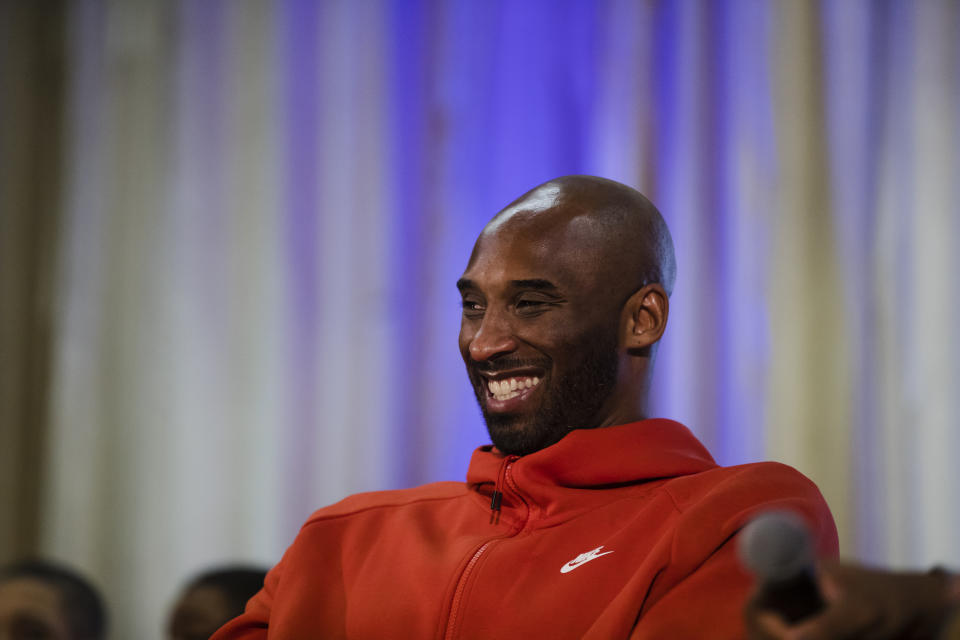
[0, 559, 106, 640]
[167, 566, 267, 640]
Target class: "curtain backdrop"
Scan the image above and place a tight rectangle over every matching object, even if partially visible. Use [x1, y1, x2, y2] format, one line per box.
[0, 0, 65, 565]
[23, 0, 960, 637]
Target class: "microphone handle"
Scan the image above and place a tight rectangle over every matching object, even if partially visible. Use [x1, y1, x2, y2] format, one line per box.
[756, 569, 826, 624]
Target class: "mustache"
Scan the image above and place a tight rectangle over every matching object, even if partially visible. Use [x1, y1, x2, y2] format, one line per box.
[468, 357, 551, 375]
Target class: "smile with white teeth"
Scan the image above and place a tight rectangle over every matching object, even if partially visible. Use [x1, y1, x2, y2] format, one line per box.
[486, 376, 542, 401]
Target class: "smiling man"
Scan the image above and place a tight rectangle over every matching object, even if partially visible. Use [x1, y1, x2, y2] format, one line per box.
[214, 176, 838, 639]
[457, 177, 674, 458]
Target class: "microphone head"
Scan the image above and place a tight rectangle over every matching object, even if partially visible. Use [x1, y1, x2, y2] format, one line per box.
[738, 510, 813, 583]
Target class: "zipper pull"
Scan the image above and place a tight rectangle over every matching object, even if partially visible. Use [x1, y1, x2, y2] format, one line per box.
[489, 456, 512, 524]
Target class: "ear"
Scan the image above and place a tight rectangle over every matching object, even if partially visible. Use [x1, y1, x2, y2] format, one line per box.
[621, 283, 669, 351]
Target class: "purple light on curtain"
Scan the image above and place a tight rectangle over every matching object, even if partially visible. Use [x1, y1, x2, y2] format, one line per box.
[279, 0, 322, 530]
[384, 0, 614, 486]
[426, 0, 506, 484]
[176, 0, 228, 328]
[709, 0, 776, 467]
[821, 0, 888, 563]
[700, 0, 734, 464]
[882, 0, 921, 563]
[643, 0, 777, 467]
[486, 0, 600, 196]
[646, 0, 724, 452]
[384, 0, 440, 487]
[430, 0, 604, 482]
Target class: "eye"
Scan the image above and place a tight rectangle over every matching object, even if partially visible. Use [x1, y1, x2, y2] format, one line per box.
[514, 296, 554, 316]
[461, 298, 485, 318]
[516, 299, 544, 308]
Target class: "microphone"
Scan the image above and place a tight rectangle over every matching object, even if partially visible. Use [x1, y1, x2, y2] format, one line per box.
[738, 510, 826, 623]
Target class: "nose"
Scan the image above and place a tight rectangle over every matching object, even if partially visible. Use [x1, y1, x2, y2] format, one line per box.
[466, 310, 518, 362]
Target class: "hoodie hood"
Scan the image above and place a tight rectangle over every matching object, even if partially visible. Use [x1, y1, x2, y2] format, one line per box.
[466, 419, 718, 527]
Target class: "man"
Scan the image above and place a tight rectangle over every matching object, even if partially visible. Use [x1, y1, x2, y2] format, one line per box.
[213, 175, 838, 638]
[0, 559, 107, 640]
[167, 566, 267, 640]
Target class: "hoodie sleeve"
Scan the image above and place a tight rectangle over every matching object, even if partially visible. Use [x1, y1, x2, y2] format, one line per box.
[629, 462, 839, 639]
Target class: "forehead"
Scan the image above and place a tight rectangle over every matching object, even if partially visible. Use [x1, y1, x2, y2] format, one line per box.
[0, 578, 67, 629]
[462, 208, 610, 291]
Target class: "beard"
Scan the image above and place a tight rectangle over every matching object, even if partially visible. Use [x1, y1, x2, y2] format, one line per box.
[467, 327, 620, 456]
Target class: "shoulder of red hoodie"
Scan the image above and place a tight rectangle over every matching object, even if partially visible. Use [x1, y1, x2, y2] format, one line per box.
[301, 480, 470, 523]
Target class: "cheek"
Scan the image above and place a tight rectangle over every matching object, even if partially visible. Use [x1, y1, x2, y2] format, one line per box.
[539, 322, 619, 362]
[514, 316, 583, 349]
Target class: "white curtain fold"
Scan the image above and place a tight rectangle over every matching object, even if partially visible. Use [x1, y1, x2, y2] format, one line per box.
[41, 1, 960, 637]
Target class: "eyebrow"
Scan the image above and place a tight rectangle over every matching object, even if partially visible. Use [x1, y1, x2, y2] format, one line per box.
[510, 279, 559, 291]
[456, 278, 560, 292]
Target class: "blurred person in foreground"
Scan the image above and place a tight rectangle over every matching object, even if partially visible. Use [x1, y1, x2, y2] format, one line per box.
[167, 566, 266, 640]
[214, 175, 839, 638]
[0, 559, 106, 640]
[746, 561, 960, 640]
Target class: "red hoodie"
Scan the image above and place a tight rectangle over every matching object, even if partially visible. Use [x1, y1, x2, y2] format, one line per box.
[213, 419, 838, 639]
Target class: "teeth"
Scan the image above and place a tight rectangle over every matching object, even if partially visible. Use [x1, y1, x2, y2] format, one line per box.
[486, 376, 543, 400]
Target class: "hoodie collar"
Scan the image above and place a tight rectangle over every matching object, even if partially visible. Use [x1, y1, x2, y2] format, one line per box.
[466, 419, 717, 525]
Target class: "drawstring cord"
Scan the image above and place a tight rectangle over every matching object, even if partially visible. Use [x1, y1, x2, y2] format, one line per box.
[490, 457, 510, 524]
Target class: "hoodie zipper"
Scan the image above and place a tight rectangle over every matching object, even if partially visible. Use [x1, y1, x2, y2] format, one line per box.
[443, 540, 492, 640]
[444, 456, 523, 640]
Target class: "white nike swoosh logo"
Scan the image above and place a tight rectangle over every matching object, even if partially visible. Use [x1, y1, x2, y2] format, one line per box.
[560, 545, 615, 574]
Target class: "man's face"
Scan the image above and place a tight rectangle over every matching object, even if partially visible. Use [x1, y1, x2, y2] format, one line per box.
[0, 578, 71, 640]
[457, 209, 626, 455]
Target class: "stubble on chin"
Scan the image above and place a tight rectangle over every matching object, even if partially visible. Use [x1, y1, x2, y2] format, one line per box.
[482, 409, 567, 456]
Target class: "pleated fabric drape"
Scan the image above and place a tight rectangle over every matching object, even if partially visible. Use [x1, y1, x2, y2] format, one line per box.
[18, 1, 959, 636]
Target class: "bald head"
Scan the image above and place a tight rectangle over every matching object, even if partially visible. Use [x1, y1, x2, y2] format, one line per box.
[458, 176, 675, 455]
[483, 175, 676, 297]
